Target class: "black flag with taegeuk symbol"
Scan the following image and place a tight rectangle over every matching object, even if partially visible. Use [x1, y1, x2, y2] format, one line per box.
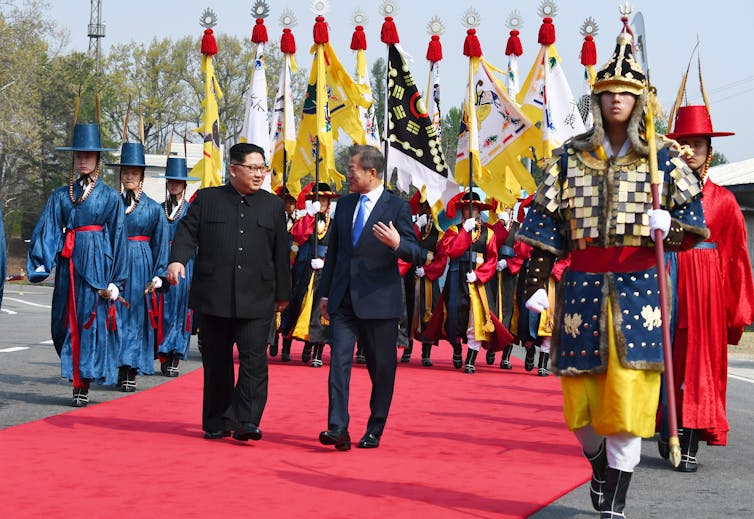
[386, 44, 457, 208]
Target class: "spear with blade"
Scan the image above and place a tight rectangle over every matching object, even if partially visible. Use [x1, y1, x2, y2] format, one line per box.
[632, 9, 681, 468]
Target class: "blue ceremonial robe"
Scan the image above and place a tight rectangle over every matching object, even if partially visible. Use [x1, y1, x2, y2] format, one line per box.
[27, 181, 128, 385]
[157, 201, 194, 359]
[0, 204, 6, 307]
[117, 194, 169, 374]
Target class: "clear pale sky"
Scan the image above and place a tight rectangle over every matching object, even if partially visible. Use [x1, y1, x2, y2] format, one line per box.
[47, 0, 754, 162]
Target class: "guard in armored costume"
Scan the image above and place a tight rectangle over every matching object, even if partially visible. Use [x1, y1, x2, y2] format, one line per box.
[518, 21, 708, 518]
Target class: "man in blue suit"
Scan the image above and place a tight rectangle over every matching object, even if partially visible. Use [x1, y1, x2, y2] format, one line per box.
[317, 145, 420, 450]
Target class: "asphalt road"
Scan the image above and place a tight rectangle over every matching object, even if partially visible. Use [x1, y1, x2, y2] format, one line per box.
[2, 283, 753, 517]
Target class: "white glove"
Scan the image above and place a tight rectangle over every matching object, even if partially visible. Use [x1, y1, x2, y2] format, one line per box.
[466, 271, 478, 283]
[415, 266, 425, 278]
[416, 214, 428, 228]
[497, 210, 510, 224]
[306, 200, 321, 217]
[35, 265, 47, 273]
[647, 208, 671, 241]
[295, 208, 306, 219]
[311, 258, 324, 270]
[151, 276, 163, 290]
[463, 218, 476, 232]
[525, 288, 549, 314]
[107, 283, 120, 301]
[496, 259, 508, 272]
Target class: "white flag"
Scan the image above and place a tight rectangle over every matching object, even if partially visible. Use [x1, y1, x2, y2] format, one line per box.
[240, 42, 271, 189]
[506, 54, 520, 100]
[518, 46, 585, 158]
[426, 61, 442, 139]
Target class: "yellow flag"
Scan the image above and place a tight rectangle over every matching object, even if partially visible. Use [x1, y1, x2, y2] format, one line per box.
[518, 45, 585, 159]
[321, 42, 371, 144]
[287, 44, 341, 196]
[456, 57, 538, 206]
[269, 53, 297, 191]
[191, 54, 224, 188]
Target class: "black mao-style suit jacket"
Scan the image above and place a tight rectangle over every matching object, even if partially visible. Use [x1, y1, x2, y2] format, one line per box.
[169, 184, 290, 319]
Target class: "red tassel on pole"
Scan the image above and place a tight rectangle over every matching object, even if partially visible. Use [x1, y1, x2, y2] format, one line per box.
[381, 16, 400, 44]
[281, 28, 296, 54]
[463, 28, 482, 58]
[251, 18, 268, 44]
[446, 192, 465, 220]
[350, 25, 367, 50]
[505, 29, 523, 57]
[538, 17, 556, 46]
[580, 35, 597, 66]
[201, 28, 218, 56]
[426, 34, 443, 62]
[296, 182, 316, 210]
[313, 15, 329, 44]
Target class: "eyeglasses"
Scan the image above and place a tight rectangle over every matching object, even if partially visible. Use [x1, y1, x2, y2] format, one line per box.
[232, 163, 268, 174]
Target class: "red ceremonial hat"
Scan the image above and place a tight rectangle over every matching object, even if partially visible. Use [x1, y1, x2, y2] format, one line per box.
[666, 105, 734, 140]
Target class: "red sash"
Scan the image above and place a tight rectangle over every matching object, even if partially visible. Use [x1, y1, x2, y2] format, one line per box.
[61, 224, 103, 388]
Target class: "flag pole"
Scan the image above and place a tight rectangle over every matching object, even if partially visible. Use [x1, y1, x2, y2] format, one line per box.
[279, 24, 296, 195]
[463, 24, 482, 273]
[632, 9, 681, 468]
[381, 14, 399, 188]
[313, 136, 320, 258]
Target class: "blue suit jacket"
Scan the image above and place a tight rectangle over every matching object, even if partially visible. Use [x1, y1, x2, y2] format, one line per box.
[318, 190, 420, 319]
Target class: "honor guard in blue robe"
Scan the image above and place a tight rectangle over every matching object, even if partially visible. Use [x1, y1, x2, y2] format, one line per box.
[27, 123, 128, 407]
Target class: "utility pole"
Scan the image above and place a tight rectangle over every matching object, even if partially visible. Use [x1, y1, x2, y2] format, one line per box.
[88, 0, 105, 73]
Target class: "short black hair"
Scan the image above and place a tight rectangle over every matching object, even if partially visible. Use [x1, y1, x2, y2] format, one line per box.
[229, 142, 266, 164]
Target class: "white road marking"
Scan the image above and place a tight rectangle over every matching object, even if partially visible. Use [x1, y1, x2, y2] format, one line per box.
[40, 340, 54, 345]
[1, 308, 17, 315]
[3, 297, 51, 309]
[729, 373, 754, 385]
[0, 347, 30, 353]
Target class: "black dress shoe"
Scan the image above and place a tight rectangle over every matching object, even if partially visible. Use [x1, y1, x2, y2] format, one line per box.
[358, 432, 380, 449]
[204, 430, 231, 440]
[232, 423, 263, 441]
[319, 428, 351, 451]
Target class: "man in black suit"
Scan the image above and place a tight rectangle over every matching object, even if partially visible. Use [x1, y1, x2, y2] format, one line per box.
[166, 143, 290, 442]
[317, 145, 420, 450]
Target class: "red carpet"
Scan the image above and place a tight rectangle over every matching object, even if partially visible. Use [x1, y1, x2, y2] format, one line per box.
[0, 341, 588, 518]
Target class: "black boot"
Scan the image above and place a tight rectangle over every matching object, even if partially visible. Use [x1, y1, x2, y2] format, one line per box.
[524, 344, 536, 371]
[355, 344, 366, 364]
[160, 353, 170, 376]
[499, 344, 513, 369]
[118, 366, 130, 392]
[451, 341, 463, 369]
[677, 428, 699, 473]
[485, 349, 496, 365]
[269, 333, 279, 357]
[301, 342, 312, 363]
[311, 343, 324, 368]
[400, 344, 413, 363]
[600, 468, 631, 518]
[72, 381, 90, 408]
[586, 440, 608, 512]
[168, 354, 180, 377]
[281, 339, 292, 362]
[537, 351, 550, 376]
[657, 435, 669, 460]
[464, 349, 478, 374]
[421, 342, 433, 367]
